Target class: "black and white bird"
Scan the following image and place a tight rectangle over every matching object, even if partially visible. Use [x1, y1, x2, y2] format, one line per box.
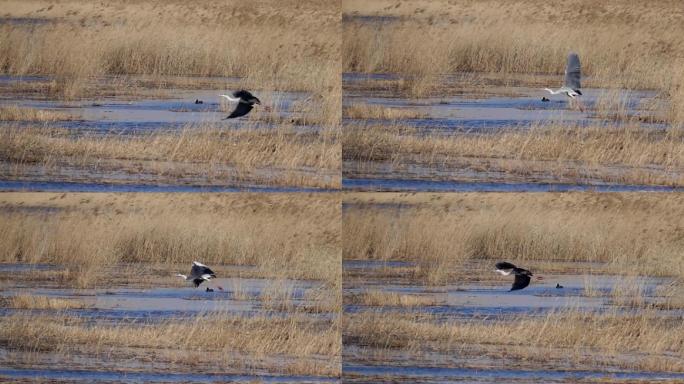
[176, 261, 216, 288]
[495, 262, 534, 291]
[220, 90, 261, 119]
[544, 52, 582, 99]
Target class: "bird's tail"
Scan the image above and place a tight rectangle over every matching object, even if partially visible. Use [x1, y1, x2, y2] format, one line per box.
[176, 273, 187, 280]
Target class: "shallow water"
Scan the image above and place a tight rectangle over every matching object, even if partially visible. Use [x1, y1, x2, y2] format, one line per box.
[0, 88, 312, 132]
[0, 368, 337, 383]
[344, 87, 665, 132]
[0, 179, 328, 193]
[343, 178, 684, 192]
[344, 257, 679, 319]
[342, 364, 684, 383]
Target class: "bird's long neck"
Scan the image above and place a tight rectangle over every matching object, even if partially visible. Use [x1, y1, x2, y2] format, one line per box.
[544, 88, 560, 95]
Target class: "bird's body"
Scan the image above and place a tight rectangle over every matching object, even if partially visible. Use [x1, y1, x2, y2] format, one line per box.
[177, 261, 216, 288]
[544, 53, 582, 99]
[495, 261, 533, 291]
[220, 90, 261, 118]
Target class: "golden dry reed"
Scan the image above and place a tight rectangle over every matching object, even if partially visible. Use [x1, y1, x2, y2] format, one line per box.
[1, 312, 340, 377]
[343, 122, 684, 186]
[343, 0, 684, 124]
[0, 193, 341, 288]
[0, 124, 340, 188]
[0, 1, 339, 94]
[343, 193, 684, 283]
[0, 106, 77, 122]
[1, 294, 88, 310]
[346, 309, 684, 372]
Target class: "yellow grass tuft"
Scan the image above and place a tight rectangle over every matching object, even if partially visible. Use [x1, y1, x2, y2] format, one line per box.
[0, 193, 341, 288]
[0, 124, 341, 189]
[344, 193, 684, 280]
[2, 294, 88, 310]
[0, 106, 77, 122]
[343, 103, 427, 119]
[346, 290, 439, 307]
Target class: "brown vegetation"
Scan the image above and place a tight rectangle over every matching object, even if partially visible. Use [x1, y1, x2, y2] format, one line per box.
[1, 312, 340, 377]
[0, 193, 341, 288]
[0, 106, 77, 122]
[343, 103, 427, 119]
[0, 294, 88, 310]
[343, 193, 684, 283]
[0, 124, 340, 189]
[346, 309, 684, 372]
[0, 0, 339, 99]
[343, 0, 684, 122]
[343, 122, 684, 187]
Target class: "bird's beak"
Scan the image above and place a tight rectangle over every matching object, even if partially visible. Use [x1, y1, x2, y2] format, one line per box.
[255, 99, 261, 105]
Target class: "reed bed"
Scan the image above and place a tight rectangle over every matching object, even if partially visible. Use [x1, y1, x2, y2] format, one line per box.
[0, 0, 339, 97]
[0, 106, 77, 122]
[0, 312, 341, 376]
[343, 1, 684, 91]
[345, 309, 684, 372]
[343, 0, 684, 126]
[343, 122, 684, 186]
[0, 124, 340, 188]
[345, 290, 439, 307]
[0, 294, 88, 310]
[343, 193, 684, 283]
[0, 193, 341, 288]
[343, 103, 427, 119]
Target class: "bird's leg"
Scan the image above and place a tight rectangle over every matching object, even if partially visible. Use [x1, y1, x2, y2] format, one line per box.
[577, 99, 586, 112]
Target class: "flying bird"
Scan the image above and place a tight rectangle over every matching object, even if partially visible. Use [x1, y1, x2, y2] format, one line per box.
[544, 52, 582, 99]
[495, 261, 534, 291]
[220, 90, 261, 119]
[176, 261, 216, 288]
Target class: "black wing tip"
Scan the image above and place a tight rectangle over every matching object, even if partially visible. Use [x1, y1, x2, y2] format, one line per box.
[495, 261, 516, 269]
[575, 90, 582, 95]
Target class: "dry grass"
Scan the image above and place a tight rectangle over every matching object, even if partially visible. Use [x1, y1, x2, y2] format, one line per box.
[343, 193, 684, 283]
[0, 193, 341, 288]
[343, 0, 684, 97]
[1, 294, 88, 310]
[346, 309, 684, 372]
[343, 0, 684, 127]
[0, 312, 341, 376]
[0, 0, 339, 94]
[0, 124, 340, 188]
[343, 103, 426, 119]
[0, 106, 77, 122]
[345, 290, 439, 307]
[343, 122, 684, 186]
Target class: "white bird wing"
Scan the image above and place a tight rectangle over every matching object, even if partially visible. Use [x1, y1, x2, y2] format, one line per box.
[220, 94, 241, 103]
[564, 53, 581, 90]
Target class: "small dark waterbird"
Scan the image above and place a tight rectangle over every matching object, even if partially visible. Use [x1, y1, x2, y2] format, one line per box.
[220, 90, 261, 119]
[495, 261, 537, 291]
[176, 261, 216, 288]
